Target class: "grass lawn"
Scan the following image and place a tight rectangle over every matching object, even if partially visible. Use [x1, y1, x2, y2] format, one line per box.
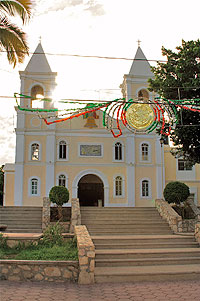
[0, 240, 78, 261]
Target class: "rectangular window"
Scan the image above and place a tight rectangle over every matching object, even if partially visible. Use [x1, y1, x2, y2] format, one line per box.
[59, 145, 66, 159]
[178, 159, 192, 171]
[31, 180, 38, 195]
[142, 181, 149, 197]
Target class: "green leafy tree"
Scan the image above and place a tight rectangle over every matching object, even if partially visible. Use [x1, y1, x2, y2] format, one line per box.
[0, 0, 32, 67]
[49, 186, 69, 221]
[163, 181, 190, 218]
[0, 166, 4, 206]
[149, 40, 200, 165]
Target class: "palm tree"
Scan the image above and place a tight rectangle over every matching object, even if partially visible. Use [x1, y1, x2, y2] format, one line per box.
[0, 0, 32, 67]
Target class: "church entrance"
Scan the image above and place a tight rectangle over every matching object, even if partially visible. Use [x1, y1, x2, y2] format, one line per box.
[78, 174, 104, 206]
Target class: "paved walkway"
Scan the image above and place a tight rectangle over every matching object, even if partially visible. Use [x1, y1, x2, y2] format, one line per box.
[0, 280, 200, 301]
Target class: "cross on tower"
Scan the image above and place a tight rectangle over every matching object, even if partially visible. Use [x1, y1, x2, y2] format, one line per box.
[137, 39, 141, 47]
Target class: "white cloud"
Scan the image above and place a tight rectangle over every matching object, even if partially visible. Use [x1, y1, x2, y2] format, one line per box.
[84, 1, 105, 16]
[33, 0, 105, 17]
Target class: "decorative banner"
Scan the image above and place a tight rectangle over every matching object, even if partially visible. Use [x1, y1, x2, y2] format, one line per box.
[14, 93, 200, 138]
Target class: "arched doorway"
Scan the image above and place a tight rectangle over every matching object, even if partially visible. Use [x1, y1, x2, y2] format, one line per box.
[78, 174, 104, 206]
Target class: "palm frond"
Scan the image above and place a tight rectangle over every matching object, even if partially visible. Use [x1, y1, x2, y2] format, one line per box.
[0, 16, 29, 67]
[0, 0, 32, 24]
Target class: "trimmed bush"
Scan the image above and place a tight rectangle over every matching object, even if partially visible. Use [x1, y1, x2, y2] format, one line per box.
[163, 181, 190, 204]
[49, 186, 69, 206]
[49, 186, 69, 220]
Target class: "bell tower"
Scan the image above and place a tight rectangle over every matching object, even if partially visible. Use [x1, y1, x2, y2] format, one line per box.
[14, 43, 57, 206]
[120, 45, 154, 101]
[19, 42, 57, 109]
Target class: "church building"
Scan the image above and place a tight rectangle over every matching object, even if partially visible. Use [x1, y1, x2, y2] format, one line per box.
[3, 43, 200, 207]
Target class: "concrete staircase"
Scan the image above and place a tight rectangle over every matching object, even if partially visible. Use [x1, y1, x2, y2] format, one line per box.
[0, 206, 42, 233]
[81, 207, 200, 282]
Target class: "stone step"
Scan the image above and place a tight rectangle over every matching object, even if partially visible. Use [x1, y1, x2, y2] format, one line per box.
[0, 206, 42, 210]
[91, 234, 196, 244]
[95, 248, 200, 259]
[95, 257, 200, 267]
[81, 207, 157, 210]
[84, 224, 170, 229]
[88, 230, 173, 235]
[81, 220, 165, 225]
[0, 207, 42, 233]
[94, 264, 200, 283]
[94, 242, 199, 249]
[5, 229, 42, 233]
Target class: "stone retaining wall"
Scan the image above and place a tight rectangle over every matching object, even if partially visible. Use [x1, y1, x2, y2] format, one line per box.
[42, 197, 50, 231]
[195, 223, 200, 245]
[70, 198, 81, 233]
[155, 199, 183, 233]
[75, 225, 95, 284]
[0, 260, 78, 282]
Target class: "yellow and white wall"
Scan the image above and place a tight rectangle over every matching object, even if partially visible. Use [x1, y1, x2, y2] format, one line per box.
[3, 44, 200, 207]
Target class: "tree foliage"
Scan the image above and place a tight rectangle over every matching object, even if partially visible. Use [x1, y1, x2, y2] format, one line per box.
[49, 186, 69, 221]
[148, 40, 200, 165]
[0, 0, 32, 67]
[163, 181, 190, 204]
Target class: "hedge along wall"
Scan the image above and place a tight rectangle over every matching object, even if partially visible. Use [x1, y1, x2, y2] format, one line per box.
[0, 260, 79, 282]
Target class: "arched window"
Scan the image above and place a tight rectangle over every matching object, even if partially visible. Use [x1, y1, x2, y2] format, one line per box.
[31, 143, 39, 160]
[59, 141, 67, 159]
[31, 178, 38, 195]
[142, 180, 149, 197]
[141, 143, 149, 161]
[31, 85, 44, 108]
[115, 142, 122, 160]
[58, 174, 66, 187]
[115, 176, 122, 196]
[138, 89, 149, 100]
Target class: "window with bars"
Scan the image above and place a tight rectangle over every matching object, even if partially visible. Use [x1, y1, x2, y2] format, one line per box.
[31, 143, 39, 160]
[31, 178, 38, 195]
[142, 180, 149, 197]
[178, 159, 192, 171]
[58, 174, 66, 187]
[59, 141, 67, 159]
[115, 142, 122, 160]
[115, 176, 122, 196]
[141, 143, 149, 161]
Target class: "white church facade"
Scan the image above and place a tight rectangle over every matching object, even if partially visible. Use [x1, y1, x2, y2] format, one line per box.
[4, 43, 200, 207]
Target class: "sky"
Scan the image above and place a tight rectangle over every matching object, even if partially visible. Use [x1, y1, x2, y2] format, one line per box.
[0, 0, 199, 165]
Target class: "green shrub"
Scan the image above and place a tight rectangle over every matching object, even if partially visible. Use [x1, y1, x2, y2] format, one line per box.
[163, 181, 190, 204]
[42, 222, 64, 247]
[0, 233, 8, 249]
[49, 186, 69, 221]
[49, 186, 69, 206]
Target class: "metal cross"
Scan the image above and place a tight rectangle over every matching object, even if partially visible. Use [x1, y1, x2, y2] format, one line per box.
[137, 39, 141, 47]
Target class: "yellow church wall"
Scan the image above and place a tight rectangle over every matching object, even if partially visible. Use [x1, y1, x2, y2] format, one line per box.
[4, 172, 15, 206]
[135, 137, 156, 164]
[23, 165, 46, 206]
[24, 135, 46, 163]
[55, 165, 128, 205]
[164, 148, 177, 181]
[135, 167, 157, 207]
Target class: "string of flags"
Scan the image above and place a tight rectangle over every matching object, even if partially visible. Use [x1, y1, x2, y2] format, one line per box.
[14, 93, 200, 138]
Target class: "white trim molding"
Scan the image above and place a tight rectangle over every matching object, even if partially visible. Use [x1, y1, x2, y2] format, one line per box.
[72, 169, 109, 206]
[140, 177, 152, 199]
[29, 141, 42, 161]
[28, 176, 41, 197]
[113, 174, 125, 198]
[56, 172, 69, 188]
[139, 141, 152, 163]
